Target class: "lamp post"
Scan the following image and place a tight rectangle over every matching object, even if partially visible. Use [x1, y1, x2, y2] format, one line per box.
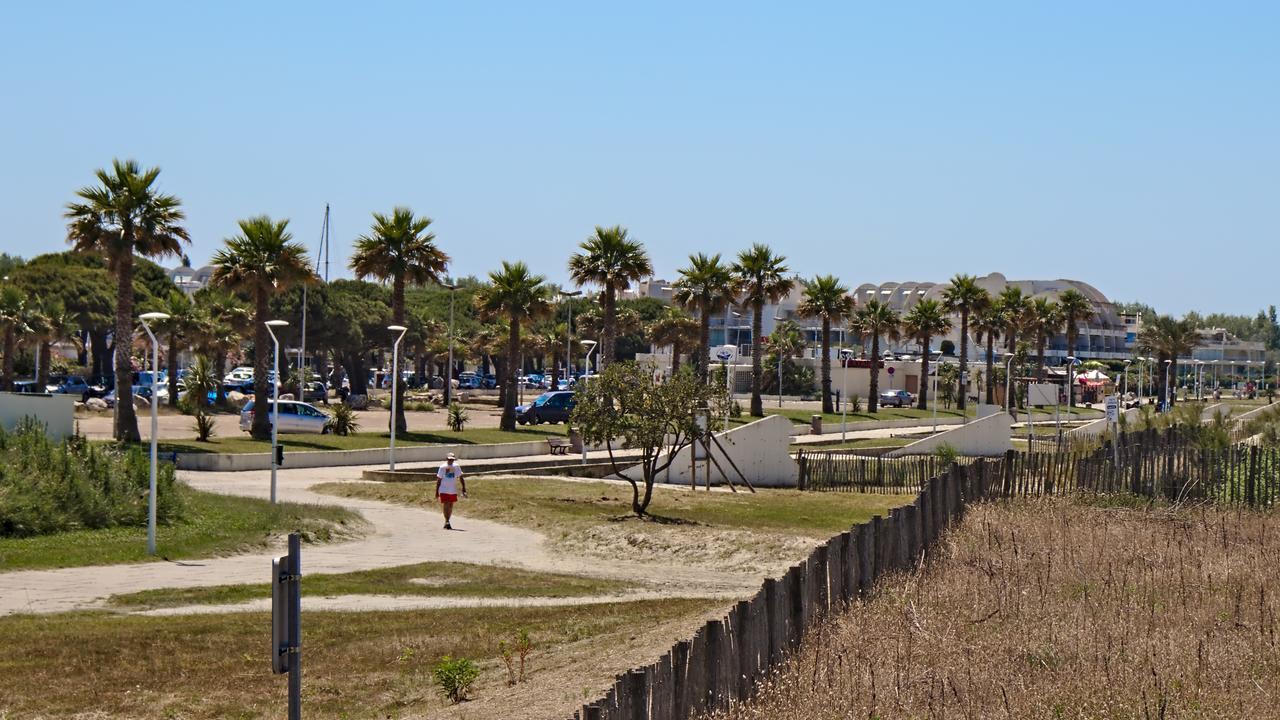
[560, 290, 582, 390]
[265, 320, 289, 504]
[443, 283, 457, 406]
[1123, 359, 1131, 399]
[839, 347, 851, 442]
[138, 312, 170, 555]
[1163, 359, 1173, 411]
[773, 315, 785, 408]
[582, 339, 598, 377]
[387, 325, 408, 470]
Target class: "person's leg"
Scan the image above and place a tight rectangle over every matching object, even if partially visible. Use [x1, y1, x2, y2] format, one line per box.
[442, 500, 454, 526]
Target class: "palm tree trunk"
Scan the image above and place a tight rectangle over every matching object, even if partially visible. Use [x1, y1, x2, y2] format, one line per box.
[820, 317, 833, 414]
[958, 310, 969, 410]
[1036, 336, 1047, 380]
[114, 256, 141, 442]
[697, 304, 711, 382]
[984, 334, 996, 405]
[749, 299, 764, 417]
[215, 349, 228, 405]
[38, 342, 52, 388]
[917, 337, 930, 410]
[868, 335, 881, 413]
[500, 317, 520, 431]
[601, 284, 617, 371]
[251, 289, 272, 440]
[1067, 326, 1078, 407]
[167, 334, 180, 407]
[671, 338, 682, 376]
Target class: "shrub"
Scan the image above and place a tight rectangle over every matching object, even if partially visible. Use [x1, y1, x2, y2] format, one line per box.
[325, 403, 359, 436]
[729, 401, 743, 419]
[192, 407, 216, 442]
[934, 443, 959, 466]
[848, 394, 863, 413]
[432, 656, 479, 703]
[447, 403, 468, 432]
[0, 420, 183, 538]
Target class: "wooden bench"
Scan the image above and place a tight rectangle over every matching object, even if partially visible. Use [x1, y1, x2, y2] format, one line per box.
[547, 438, 573, 455]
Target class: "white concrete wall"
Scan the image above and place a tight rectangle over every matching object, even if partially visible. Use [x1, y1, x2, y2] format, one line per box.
[628, 415, 800, 488]
[886, 412, 1012, 458]
[1231, 403, 1279, 426]
[0, 392, 75, 440]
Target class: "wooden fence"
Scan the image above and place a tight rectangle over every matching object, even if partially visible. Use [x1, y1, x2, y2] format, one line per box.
[571, 459, 997, 719]
[572, 430, 1278, 719]
[803, 429, 1280, 509]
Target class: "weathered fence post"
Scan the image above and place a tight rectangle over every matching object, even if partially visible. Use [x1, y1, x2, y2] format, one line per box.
[1247, 445, 1258, 508]
[827, 533, 847, 607]
[705, 620, 725, 712]
[764, 578, 785, 666]
[842, 530, 858, 601]
[787, 564, 804, 649]
[857, 520, 875, 595]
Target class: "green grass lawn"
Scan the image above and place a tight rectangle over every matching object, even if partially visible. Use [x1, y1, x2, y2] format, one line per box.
[108, 561, 633, 610]
[111, 425, 570, 455]
[0, 598, 722, 719]
[0, 486, 361, 571]
[315, 476, 911, 539]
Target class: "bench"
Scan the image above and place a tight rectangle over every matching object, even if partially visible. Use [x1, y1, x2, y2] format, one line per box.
[547, 438, 572, 455]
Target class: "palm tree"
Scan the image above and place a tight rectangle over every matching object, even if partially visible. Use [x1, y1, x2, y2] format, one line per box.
[0, 286, 34, 391]
[351, 207, 450, 433]
[30, 298, 79, 390]
[941, 274, 989, 411]
[972, 305, 1004, 406]
[672, 253, 734, 382]
[852, 299, 900, 413]
[797, 275, 854, 414]
[567, 226, 652, 372]
[1137, 315, 1199, 408]
[731, 244, 791, 417]
[996, 287, 1029, 411]
[1026, 298, 1063, 380]
[647, 307, 699, 377]
[1055, 289, 1095, 406]
[65, 159, 189, 441]
[151, 292, 194, 407]
[210, 216, 314, 439]
[475, 262, 552, 431]
[190, 288, 248, 406]
[902, 299, 953, 410]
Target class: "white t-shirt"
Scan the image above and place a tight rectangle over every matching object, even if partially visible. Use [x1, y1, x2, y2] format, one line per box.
[436, 462, 463, 494]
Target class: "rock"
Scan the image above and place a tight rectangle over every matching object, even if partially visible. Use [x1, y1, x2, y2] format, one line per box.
[85, 397, 108, 411]
[227, 391, 247, 407]
[279, 393, 295, 401]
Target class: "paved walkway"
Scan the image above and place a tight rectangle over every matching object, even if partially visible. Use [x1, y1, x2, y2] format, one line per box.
[0, 464, 757, 616]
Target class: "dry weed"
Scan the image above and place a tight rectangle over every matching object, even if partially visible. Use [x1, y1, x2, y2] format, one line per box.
[716, 497, 1280, 719]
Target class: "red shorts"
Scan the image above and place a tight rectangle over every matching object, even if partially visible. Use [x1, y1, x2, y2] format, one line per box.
[438, 493, 458, 503]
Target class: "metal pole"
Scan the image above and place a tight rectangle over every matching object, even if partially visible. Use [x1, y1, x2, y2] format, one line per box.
[139, 312, 169, 556]
[299, 284, 307, 401]
[931, 366, 938, 435]
[444, 283, 456, 406]
[265, 320, 288, 504]
[287, 532, 302, 720]
[840, 348, 849, 442]
[389, 326, 406, 470]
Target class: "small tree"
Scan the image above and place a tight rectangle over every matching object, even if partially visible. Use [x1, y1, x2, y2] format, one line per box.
[572, 362, 724, 517]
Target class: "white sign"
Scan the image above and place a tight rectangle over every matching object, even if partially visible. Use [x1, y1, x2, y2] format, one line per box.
[1105, 395, 1119, 422]
[713, 345, 736, 362]
[1028, 383, 1059, 407]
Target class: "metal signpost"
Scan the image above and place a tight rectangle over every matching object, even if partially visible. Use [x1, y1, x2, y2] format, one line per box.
[272, 533, 302, 719]
[1106, 394, 1120, 464]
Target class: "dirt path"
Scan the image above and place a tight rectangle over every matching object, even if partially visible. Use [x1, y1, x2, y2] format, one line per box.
[0, 465, 761, 616]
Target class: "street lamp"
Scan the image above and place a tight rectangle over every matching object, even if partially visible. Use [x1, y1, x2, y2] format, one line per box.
[1005, 352, 1017, 418]
[388, 325, 408, 470]
[582, 339, 598, 377]
[265, 320, 289, 504]
[1122, 359, 1131, 399]
[839, 347, 852, 442]
[560, 290, 582, 390]
[1163, 359, 1173, 411]
[138, 311, 170, 556]
[443, 283, 457, 406]
[773, 315, 786, 408]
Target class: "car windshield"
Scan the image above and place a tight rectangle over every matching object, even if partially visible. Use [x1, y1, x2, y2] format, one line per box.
[533, 394, 555, 406]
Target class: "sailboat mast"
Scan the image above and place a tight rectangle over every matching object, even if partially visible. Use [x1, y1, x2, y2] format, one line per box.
[298, 204, 330, 400]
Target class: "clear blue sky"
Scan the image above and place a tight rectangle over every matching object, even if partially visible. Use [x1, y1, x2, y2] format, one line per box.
[2, 2, 1276, 316]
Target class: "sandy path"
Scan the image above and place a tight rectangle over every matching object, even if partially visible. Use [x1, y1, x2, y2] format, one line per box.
[0, 464, 759, 616]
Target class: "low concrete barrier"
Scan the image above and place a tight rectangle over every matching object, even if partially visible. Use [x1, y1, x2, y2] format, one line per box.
[1066, 407, 1139, 439]
[886, 412, 1012, 458]
[0, 392, 75, 439]
[1231, 403, 1279, 426]
[633, 415, 800, 488]
[175, 439, 553, 472]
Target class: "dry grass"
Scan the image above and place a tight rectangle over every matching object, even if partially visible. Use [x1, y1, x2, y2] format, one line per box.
[717, 497, 1280, 719]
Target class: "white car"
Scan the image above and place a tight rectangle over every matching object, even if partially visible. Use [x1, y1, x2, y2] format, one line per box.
[240, 400, 331, 434]
[223, 367, 254, 384]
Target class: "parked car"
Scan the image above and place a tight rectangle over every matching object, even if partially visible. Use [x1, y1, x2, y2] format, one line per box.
[300, 381, 329, 404]
[878, 389, 914, 408]
[46, 375, 90, 395]
[239, 399, 331, 434]
[104, 385, 153, 408]
[457, 374, 482, 390]
[10, 380, 44, 394]
[515, 390, 576, 425]
[481, 373, 498, 389]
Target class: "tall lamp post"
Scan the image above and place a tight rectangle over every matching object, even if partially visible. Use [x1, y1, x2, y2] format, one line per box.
[388, 325, 408, 470]
[1163, 359, 1173, 411]
[265, 320, 289, 504]
[582, 340, 598, 378]
[1122, 359, 1131, 399]
[560, 290, 582, 389]
[839, 347, 852, 442]
[773, 315, 786, 407]
[139, 311, 170, 555]
[443, 283, 457, 406]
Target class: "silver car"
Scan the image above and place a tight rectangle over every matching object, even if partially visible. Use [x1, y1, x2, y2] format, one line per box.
[240, 400, 331, 434]
[878, 389, 914, 408]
